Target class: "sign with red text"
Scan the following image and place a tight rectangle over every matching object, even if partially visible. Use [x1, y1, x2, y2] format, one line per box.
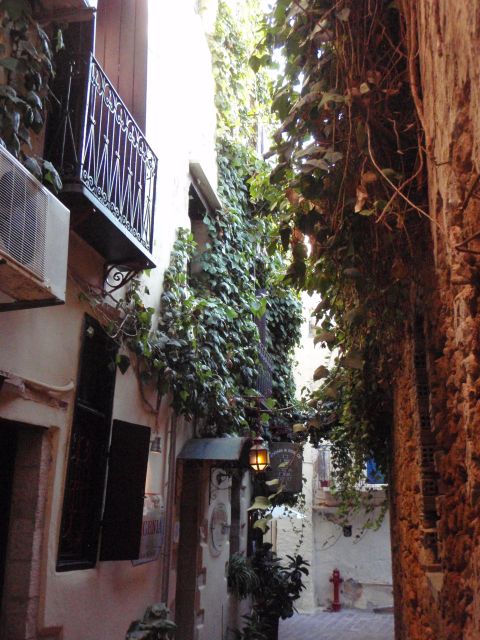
[132, 494, 165, 566]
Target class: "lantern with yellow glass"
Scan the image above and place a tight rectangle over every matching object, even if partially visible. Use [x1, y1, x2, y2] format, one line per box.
[248, 436, 270, 473]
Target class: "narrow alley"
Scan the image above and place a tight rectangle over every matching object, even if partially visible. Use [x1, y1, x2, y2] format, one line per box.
[279, 611, 394, 640]
[1, 0, 480, 639]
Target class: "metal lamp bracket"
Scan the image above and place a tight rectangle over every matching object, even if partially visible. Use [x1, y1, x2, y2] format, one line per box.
[209, 466, 233, 504]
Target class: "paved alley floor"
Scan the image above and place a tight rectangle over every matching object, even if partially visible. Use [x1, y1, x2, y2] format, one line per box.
[279, 609, 394, 640]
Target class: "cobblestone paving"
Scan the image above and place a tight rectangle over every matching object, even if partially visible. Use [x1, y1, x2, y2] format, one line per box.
[279, 609, 394, 640]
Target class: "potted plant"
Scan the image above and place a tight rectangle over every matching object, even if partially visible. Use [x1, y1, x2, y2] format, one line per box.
[126, 603, 176, 640]
[229, 544, 309, 640]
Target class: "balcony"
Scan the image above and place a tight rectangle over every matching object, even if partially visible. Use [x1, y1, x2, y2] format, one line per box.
[45, 54, 157, 269]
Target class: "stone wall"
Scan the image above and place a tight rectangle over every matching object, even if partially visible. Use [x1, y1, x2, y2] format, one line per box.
[390, 2, 480, 638]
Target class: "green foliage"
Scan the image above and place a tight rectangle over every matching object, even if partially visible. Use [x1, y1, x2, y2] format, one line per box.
[0, 0, 62, 188]
[252, 0, 428, 511]
[265, 290, 301, 402]
[126, 603, 176, 640]
[82, 0, 303, 437]
[233, 543, 309, 639]
[104, 230, 258, 434]
[209, 0, 273, 144]
[211, 1, 303, 421]
[227, 553, 260, 599]
[158, 227, 261, 433]
[251, 544, 308, 620]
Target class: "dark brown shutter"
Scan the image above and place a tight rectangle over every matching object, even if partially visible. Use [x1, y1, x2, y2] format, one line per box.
[95, 0, 148, 130]
[57, 315, 117, 571]
[99, 420, 150, 561]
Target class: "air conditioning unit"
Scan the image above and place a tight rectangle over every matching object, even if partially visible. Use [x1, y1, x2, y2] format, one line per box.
[0, 146, 70, 310]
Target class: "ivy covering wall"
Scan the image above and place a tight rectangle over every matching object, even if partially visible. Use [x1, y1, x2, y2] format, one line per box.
[106, 0, 303, 438]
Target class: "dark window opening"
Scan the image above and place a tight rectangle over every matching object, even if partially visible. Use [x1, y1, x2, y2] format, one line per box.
[414, 313, 441, 567]
[247, 511, 261, 557]
[0, 424, 17, 606]
[229, 473, 241, 556]
[188, 183, 211, 279]
[57, 315, 117, 571]
[58, 316, 151, 570]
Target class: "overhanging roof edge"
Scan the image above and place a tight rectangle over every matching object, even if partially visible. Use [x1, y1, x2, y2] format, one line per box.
[178, 437, 249, 462]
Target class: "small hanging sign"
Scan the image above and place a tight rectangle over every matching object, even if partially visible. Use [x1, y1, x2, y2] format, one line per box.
[266, 442, 303, 494]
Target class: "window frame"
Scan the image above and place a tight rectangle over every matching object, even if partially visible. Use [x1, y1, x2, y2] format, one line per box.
[57, 315, 117, 571]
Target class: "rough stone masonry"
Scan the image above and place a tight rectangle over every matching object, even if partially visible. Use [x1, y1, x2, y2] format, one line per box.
[390, 2, 480, 639]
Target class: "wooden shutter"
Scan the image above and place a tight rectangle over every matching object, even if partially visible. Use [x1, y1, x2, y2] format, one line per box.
[95, 0, 148, 130]
[57, 315, 117, 570]
[99, 420, 150, 561]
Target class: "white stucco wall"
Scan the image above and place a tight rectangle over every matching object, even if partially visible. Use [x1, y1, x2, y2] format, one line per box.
[313, 505, 393, 611]
[0, 1, 219, 638]
[146, 0, 217, 287]
[272, 292, 394, 613]
[273, 442, 315, 613]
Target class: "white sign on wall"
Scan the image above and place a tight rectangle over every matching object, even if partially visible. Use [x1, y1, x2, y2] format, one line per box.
[132, 494, 165, 566]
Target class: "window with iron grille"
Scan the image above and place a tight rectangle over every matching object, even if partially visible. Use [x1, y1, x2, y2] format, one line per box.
[57, 315, 117, 571]
[57, 316, 151, 570]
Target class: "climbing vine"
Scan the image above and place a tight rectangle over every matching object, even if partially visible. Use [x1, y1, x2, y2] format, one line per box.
[210, 0, 303, 426]
[253, 0, 428, 508]
[0, 0, 62, 188]
[81, 0, 303, 438]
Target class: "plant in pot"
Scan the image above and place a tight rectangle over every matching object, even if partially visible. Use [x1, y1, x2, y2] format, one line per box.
[126, 603, 176, 640]
[250, 543, 309, 640]
[230, 543, 309, 640]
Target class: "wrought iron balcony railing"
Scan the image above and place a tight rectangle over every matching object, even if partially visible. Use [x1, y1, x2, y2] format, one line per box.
[46, 54, 157, 269]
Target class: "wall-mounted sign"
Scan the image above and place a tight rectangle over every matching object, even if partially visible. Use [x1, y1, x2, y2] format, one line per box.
[132, 494, 165, 566]
[209, 502, 229, 557]
[266, 442, 303, 494]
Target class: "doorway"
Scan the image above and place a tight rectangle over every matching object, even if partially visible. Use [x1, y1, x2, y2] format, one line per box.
[0, 424, 17, 608]
[0, 420, 49, 640]
[175, 463, 202, 640]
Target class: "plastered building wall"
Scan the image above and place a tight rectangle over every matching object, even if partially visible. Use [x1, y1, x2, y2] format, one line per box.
[273, 442, 315, 613]
[312, 502, 393, 611]
[0, 2, 219, 639]
[272, 293, 393, 613]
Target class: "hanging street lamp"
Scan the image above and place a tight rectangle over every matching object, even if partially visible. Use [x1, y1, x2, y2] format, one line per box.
[248, 435, 270, 473]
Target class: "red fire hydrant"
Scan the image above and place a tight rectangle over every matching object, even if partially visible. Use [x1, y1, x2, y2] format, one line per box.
[329, 568, 343, 612]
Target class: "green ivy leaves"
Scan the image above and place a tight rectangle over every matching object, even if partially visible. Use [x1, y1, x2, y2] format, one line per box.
[84, 1, 303, 441]
[245, 0, 427, 513]
[0, 1, 62, 189]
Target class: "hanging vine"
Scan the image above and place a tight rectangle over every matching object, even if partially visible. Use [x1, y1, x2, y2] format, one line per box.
[253, 0, 428, 508]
